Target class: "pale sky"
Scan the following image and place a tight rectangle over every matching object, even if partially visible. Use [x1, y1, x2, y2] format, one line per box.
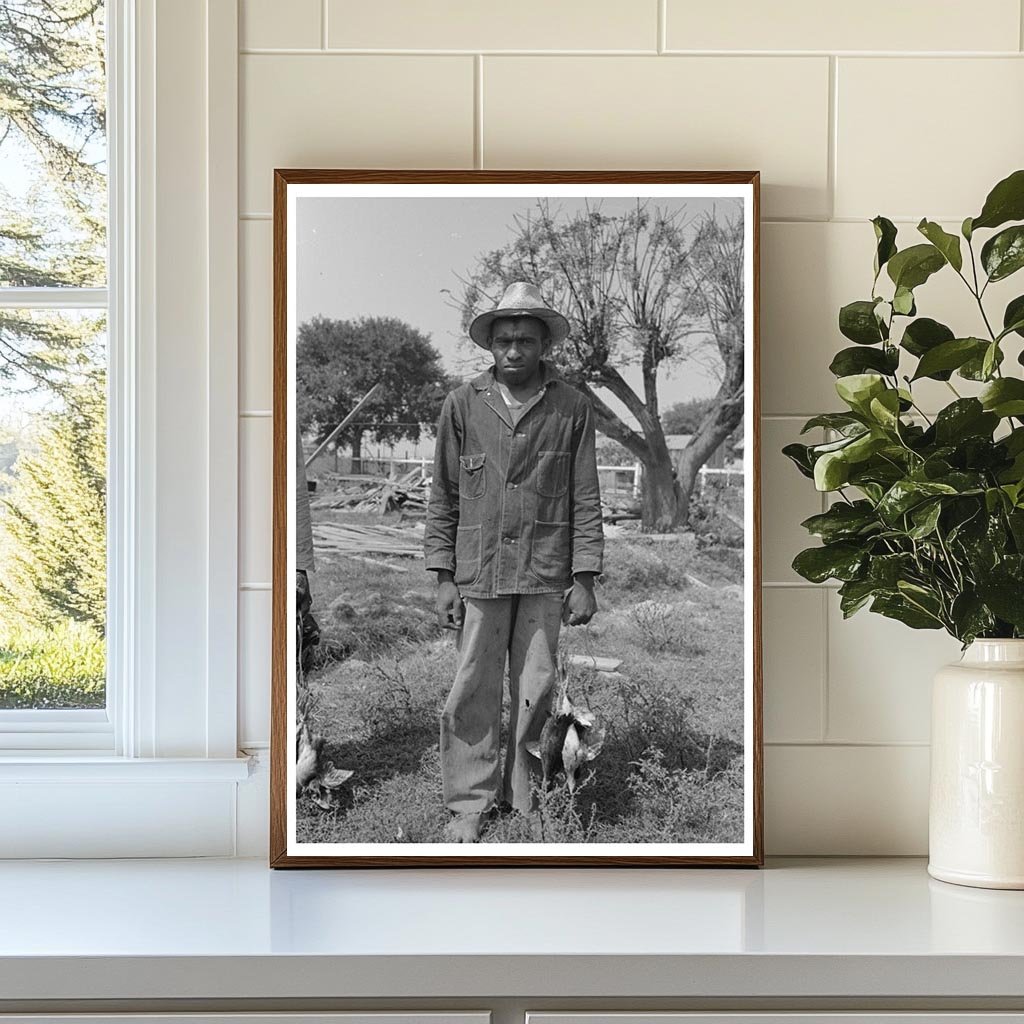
[295, 195, 746, 442]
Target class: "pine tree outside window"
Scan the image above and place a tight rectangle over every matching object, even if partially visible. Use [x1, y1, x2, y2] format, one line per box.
[0, 2, 110, 735]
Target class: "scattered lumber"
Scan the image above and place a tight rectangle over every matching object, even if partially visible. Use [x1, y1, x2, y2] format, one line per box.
[312, 465, 431, 515]
[568, 654, 623, 672]
[340, 553, 411, 573]
[313, 521, 423, 557]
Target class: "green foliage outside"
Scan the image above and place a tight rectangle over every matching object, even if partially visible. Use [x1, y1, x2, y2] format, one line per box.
[0, 374, 106, 633]
[0, 1, 108, 708]
[0, 619, 104, 709]
[784, 169, 1024, 644]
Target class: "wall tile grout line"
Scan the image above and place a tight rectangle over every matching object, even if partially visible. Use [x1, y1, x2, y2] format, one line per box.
[321, 0, 328, 50]
[241, 214, 969, 226]
[820, 587, 830, 742]
[657, 0, 666, 54]
[236, 47, 1024, 57]
[474, 55, 484, 169]
[827, 55, 838, 221]
[767, 740, 931, 748]
[1020, 0, 1024, 50]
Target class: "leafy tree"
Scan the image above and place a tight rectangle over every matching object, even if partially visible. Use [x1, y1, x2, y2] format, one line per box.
[0, 0, 106, 393]
[661, 397, 715, 435]
[662, 396, 743, 451]
[0, 371, 106, 632]
[458, 200, 745, 531]
[296, 316, 453, 470]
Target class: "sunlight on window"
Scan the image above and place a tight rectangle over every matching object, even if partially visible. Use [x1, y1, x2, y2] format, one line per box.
[0, 2, 107, 710]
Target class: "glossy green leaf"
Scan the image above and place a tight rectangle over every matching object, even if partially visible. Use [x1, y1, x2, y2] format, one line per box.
[868, 389, 902, 430]
[838, 578, 880, 617]
[980, 378, 1024, 418]
[1002, 295, 1024, 340]
[800, 412, 865, 435]
[800, 501, 879, 543]
[846, 432, 888, 464]
[911, 337, 988, 380]
[981, 225, 1024, 282]
[962, 216, 974, 241]
[872, 216, 898, 278]
[886, 243, 946, 291]
[976, 578, 1024, 629]
[892, 286, 916, 316]
[814, 450, 851, 491]
[871, 594, 943, 630]
[959, 344, 1004, 381]
[950, 593, 995, 644]
[835, 373, 886, 413]
[982, 341, 1001, 380]
[971, 168, 1024, 232]
[782, 442, 815, 479]
[917, 218, 963, 272]
[877, 479, 958, 523]
[792, 542, 866, 584]
[868, 552, 915, 587]
[829, 345, 899, 378]
[908, 500, 943, 539]
[900, 318, 955, 364]
[839, 299, 887, 345]
[933, 399, 999, 444]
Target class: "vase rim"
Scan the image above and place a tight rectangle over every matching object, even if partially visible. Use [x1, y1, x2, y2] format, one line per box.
[961, 638, 1024, 664]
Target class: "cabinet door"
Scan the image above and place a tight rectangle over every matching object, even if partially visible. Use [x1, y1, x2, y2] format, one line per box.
[528, 1016, 1024, 1024]
[0, 1015, 490, 1024]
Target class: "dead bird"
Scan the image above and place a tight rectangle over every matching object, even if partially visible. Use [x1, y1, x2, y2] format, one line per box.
[295, 720, 354, 810]
[525, 660, 606, 793]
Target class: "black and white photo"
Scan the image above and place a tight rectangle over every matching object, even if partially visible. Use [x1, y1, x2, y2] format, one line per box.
[272, 171, 762, 866]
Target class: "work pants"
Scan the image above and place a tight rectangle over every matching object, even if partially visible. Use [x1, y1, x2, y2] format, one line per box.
[440, 593, 563, 814]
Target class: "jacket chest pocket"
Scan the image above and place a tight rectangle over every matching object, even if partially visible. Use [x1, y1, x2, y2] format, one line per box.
[537, 450, 570, 498]
[459, 452, 487, 500]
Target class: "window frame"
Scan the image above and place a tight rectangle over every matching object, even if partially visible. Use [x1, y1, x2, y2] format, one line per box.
[0, 0, 247, 828]
[0, 5, 119, 750]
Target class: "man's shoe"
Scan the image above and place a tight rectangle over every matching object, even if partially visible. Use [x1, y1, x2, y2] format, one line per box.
[443, 812, 487, 843]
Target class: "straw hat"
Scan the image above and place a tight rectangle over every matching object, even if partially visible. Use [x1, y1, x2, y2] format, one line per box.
[468, 281, 570, 350]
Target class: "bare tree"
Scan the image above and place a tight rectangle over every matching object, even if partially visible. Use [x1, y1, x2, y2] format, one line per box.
[458, 199, 745, 530]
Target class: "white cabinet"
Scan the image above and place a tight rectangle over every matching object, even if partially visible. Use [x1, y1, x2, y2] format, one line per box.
[0, 1017, 489, 1024]
[528, 1017, 1024, 1024]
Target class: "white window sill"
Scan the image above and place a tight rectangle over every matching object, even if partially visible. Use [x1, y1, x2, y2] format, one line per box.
[0, 754, 252, 782]
[0, 857, 1022, 1004]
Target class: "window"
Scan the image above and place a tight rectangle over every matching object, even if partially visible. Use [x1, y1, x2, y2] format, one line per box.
[0, 1, 110, 742]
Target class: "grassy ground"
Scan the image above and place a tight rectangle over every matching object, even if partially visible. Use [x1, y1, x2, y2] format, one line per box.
[297, 505, 747, 845]
[0, 620, 105, 709]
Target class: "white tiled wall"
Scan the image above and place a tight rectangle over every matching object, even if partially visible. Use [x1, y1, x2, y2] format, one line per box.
[235, 0, 1022, 854]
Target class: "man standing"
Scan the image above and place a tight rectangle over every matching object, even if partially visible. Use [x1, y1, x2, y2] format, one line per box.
[424, 281, 604, 843]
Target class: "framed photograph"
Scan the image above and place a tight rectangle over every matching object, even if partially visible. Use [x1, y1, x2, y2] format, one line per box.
[270, 170, 762, 867]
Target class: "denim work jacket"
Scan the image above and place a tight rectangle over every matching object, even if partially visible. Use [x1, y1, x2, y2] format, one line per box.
[424, 363, 604, 598]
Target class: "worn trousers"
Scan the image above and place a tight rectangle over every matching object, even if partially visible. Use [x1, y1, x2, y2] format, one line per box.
[440, 593, 563, 814]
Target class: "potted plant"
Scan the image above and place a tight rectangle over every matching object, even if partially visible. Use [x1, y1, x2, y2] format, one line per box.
[784, 168, 1024, 889]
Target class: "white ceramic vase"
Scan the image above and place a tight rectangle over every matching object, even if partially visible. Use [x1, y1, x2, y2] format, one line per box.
[929, 639, 1024, 889]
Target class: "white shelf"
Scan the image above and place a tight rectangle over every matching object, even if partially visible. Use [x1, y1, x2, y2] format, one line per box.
[1, 857, 1023, 1003]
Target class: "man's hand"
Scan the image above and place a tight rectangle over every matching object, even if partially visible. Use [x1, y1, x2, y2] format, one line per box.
[435, 570, 464, 630]
[563, 573, 598, 626]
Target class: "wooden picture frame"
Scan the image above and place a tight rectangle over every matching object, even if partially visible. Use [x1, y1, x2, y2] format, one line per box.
[271, 170, 762, 867]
